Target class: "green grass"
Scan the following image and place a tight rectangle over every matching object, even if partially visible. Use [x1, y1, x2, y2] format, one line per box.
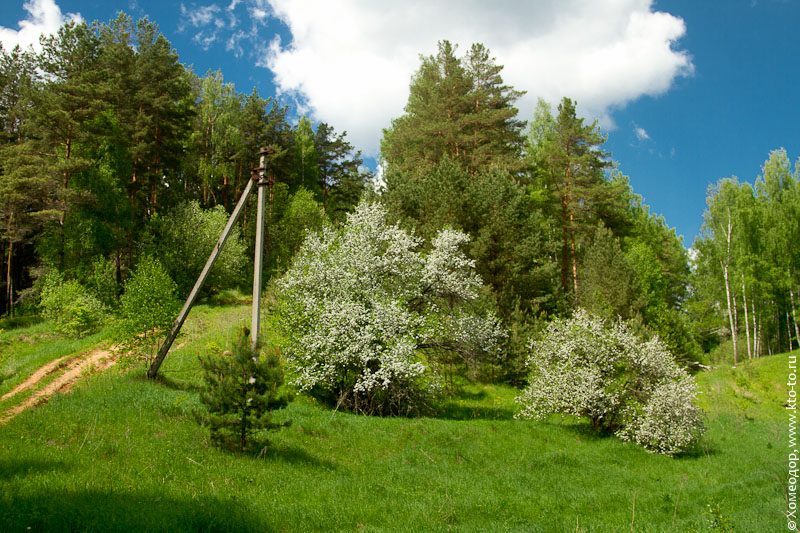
[0, 319, 116, 399]
[0, 302, 790, 531]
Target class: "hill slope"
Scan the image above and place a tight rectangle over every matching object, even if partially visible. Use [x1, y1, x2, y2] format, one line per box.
[0, 303, 788, 531]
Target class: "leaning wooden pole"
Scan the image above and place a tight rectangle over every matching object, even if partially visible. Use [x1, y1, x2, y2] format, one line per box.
[147, 176, 256, 379]
[251, 147, 271, 350]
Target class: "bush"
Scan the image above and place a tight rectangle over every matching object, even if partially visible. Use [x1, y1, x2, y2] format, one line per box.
[87, 256, 120, 310]
[154, 201, 247, 298]
[277, 200, 504, 416]
[617, 375, 705, 455]
[39, 271, 105, 338]
[198, 328, 290, 452]
[119, 256, 180, 336]
[515, 309, 704, 455]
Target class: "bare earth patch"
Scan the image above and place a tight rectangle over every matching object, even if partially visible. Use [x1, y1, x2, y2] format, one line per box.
[0, 344, 123, 424]
[0, 338, 190, 424]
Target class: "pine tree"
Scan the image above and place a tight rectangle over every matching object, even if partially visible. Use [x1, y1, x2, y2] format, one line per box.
[128, 18, 193, 216]
[382, 40, 524, 177]
[529, 97, 626, 297]
[198, 328, 290, 452]
[313, 122, 364, 218]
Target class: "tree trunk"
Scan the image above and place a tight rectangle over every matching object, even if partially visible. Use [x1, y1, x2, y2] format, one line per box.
[752, 301, 759, 357]
[789, 309, 794, 352]
[742, 275, 751, 359]
[721, 261, 737, 365]
[721, 208, 737, 365]
[5, 237, 12, 318]
[560, 191, 570, 290]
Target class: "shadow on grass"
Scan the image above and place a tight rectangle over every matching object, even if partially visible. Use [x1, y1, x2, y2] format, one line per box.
[0, 315, 43, 331]
[560, 421, 611, 442]
[0, 458, 70, 481]
[199, 290, 251, 308]
[146, 373, 202, 394]
[452, 388, 488, 401]
[675, 439, 720, 459]
[434, 402, 515, 421]
[0, 490, 274, 532]
[251, 441, 338, 470]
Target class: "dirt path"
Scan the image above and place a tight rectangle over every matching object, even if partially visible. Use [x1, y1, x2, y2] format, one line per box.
[0, 344, 122, 424]
[0, 339, 190, 424]
[0, 353, 83, 402]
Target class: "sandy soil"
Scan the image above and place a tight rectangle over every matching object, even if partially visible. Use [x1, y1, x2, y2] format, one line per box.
[0, 344, 122, 423]
[0, 338, 189, 424]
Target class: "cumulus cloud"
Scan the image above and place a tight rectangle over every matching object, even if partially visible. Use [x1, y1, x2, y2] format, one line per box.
[0, 0, 82, 53]
[634, 124, 651, 141]
[261, 0, 693, 157]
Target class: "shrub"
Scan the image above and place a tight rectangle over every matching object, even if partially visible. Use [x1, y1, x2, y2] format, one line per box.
[154, 201, 247, 298]
[198, 328, 290, 451]
[277, 200, 504, 416]
[39, 271, 105, 338]
[119, 256, 180, 336]
[617, 375, 705, 455]
[87, 256, 120, 310]
[515, 309, 704, 455]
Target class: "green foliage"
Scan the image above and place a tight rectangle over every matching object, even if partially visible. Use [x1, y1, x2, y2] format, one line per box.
[38, 271, 105, 338]
[153, 200, 247, 298]
[86, 256, 119, 309]
[198, 328, 289, 451]
[385, 158, 560, 318]
[269, 187, 326, 274]
[119, 255, 180, 336]
[382, 40, 525, 177]
[692, 150, 800, 361]
[577, 225, 638, 320]
[527, 97, 628, 294]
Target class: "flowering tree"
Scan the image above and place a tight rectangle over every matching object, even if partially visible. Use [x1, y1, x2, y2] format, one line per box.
[277, 201, 504, 415]
[516, 309, 704, 455]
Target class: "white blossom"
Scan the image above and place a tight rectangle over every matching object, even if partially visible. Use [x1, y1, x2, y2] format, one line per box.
[516, 309, 705, 455]
[277, 201, 505, 411]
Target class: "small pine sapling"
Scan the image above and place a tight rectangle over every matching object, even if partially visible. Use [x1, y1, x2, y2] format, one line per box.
[198, 328, 290, 451]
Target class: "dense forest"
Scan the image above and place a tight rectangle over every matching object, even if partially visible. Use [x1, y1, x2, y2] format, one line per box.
[0, 14, 798, 373]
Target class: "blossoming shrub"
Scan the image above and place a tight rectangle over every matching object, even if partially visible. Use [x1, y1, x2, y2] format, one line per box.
[277, 200, 504, 415]
[516, 309, 704, 455]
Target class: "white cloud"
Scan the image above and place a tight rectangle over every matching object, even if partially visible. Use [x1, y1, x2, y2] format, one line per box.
[180, 2, 267, 55]
[180, 4, 221, 29]
[0, 0, 82, 53]
[261, 0, 693, 157]
[634, 124, 651, 141]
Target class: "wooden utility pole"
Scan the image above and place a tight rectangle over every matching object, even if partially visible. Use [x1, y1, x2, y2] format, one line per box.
[147, 148, 272, 379]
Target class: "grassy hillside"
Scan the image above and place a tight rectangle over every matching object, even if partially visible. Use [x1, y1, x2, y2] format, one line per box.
[0, 302, 788, 531]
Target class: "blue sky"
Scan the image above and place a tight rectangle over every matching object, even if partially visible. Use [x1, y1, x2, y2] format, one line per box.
[1, 0, 798, 246]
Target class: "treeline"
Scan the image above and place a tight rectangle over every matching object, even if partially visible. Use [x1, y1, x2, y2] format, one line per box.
[0, 13, 366, 316]
[2, 13, 793, 371]
[692, 149, 800, 361]
[381, 41, 697, 374]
